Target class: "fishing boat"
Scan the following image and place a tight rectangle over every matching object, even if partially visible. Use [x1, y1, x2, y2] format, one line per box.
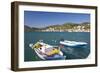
[60, 40, 87, 47]
[29, 41, 65, 60]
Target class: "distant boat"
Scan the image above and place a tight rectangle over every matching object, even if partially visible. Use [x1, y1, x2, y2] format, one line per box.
[29, 41, 65, 60]
[60, 40, 87, 47]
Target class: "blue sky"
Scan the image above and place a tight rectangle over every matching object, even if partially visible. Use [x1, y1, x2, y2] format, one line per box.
[24, 11, 90, 28]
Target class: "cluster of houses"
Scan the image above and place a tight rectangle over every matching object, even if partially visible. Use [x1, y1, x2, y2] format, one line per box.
[41, 25, 90, 32]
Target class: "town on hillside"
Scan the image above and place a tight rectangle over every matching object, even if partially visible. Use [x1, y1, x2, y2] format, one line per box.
[25, 22, 90, 32]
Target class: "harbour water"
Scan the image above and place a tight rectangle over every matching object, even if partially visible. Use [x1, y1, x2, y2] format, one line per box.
[24, 32, 90, 61]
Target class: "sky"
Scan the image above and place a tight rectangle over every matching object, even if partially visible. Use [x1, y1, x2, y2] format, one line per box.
[24, 11, 90, 28]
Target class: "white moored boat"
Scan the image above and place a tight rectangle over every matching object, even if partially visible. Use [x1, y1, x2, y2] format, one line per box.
[60, 40, 87, 47]
[29, 41, 65, 60]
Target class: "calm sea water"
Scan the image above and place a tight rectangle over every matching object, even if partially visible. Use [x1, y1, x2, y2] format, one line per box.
[24, 32, 90, 61]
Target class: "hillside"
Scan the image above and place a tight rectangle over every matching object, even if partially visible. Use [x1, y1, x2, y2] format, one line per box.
[24, 25, 40, 32]
[24, 22, 90, 32]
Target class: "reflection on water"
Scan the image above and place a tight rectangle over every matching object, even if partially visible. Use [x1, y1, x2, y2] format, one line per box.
[61, 46, 90, 59]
